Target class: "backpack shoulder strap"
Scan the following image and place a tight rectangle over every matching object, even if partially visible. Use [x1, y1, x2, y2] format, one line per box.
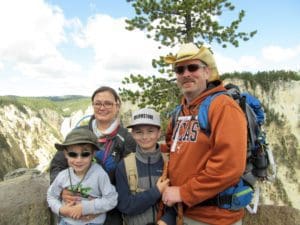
[170, 105, 183, 129]
[124, 152, 139, 193]
[75, 114, 93, 128]
[198, 91, 226, 135]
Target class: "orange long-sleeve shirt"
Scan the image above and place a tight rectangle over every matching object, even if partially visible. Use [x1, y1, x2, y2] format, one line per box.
[166, 84, 247, 225]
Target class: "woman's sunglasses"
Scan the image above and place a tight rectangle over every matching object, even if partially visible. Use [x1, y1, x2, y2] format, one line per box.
[66, 151, 92, 158]
[174, 64, 206, 75]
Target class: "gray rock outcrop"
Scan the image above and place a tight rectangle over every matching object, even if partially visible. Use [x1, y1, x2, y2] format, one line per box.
[0, 169, 299, 225]
[0, 169, 52, 225]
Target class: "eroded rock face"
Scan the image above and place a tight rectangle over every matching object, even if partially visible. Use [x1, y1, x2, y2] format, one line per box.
[0, 169, 52, 225]
[0, 105, 62, 180]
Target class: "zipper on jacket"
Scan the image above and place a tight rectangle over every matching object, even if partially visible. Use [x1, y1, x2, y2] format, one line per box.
[147, 156, 156, 223]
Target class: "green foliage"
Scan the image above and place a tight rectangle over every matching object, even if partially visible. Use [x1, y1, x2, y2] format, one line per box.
[120, 75, 180, 111]
[0, 133, 10, 150]
[273, 178, 292, 206]
[0, 96, 28, 114]
[54, 98, 90, 117]
[68, 183, 92, 198]
[126, 0, 256, 47]
[274, 132, 300, 174]
[120, 75, 181, 132]
[0, 96, 90, 117]
[222, 70, 300, 92]
[264, 107, 285, 127]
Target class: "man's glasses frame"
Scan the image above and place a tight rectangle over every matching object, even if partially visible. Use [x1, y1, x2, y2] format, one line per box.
[174, 64, 206, 75]
[66, 151, 92, 158]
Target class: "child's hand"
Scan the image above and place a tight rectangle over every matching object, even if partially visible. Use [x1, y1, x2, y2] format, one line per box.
[68, 203, 83, 219]
[61, 188, 81, 204]
[59, 204, 74, 217]
[59, 203, 83, 219]
[157, 220, 168, 225]
[156, 176, 170, 193]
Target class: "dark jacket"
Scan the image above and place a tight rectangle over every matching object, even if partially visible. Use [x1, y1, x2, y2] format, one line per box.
[115, 144, 163, 225]
[50, 118, 136, 183]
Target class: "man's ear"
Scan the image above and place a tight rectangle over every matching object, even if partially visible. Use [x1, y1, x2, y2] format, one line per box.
[203, 67, 211, 80]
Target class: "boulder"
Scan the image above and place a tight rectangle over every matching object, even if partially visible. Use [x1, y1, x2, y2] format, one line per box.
[0, 169, 52, 225]
[3, 167, 41, 180]
[244, 205, 300, 225]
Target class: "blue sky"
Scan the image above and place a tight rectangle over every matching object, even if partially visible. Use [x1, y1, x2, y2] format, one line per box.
[0, 0, 299, 96]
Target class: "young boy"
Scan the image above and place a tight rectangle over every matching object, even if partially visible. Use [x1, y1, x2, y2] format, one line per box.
[47, 127, 118, 225]
[115, 108, 170, 225]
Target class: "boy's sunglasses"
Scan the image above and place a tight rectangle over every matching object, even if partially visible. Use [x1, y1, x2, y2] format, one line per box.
[67, 151, 92, 158]
[174, 64, 206, 75]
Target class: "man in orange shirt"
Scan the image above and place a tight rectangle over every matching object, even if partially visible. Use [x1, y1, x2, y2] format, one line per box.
[160, 43, 247, 225]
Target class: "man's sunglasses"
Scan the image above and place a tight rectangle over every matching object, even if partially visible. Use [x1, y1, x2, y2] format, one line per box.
[174, 64, 206, 75]
[66, 151, 92, 158]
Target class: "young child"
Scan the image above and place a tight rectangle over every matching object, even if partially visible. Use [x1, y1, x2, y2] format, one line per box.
[47, 127, 118, 225]
[115, 108, 169, 225]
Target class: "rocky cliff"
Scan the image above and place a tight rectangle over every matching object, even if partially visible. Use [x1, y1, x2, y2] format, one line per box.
[0, 96, 90, 181]
[0, 105, 62, 180]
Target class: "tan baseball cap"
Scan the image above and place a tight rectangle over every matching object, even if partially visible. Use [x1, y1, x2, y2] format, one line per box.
[127, 108, 161, 128]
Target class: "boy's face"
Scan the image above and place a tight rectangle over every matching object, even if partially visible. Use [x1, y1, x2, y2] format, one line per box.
[64, 144, 94, 176]
[132, 125, 161, 151]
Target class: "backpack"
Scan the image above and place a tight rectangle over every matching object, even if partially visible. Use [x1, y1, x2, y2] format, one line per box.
[124, 152, 143, 193]
[170, 85, 276, 212]
[123, 152, 169, 194]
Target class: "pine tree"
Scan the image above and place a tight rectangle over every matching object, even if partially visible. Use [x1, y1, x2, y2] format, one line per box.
[120, 0, 257, 121]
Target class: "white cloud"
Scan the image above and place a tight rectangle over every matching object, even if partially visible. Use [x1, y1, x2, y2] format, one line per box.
[0, 0, 64, 59]
[68, 14, 175, 95]
[262, 45, 300, 62]
[215, 44, 300, 75]
[1, 0, 299, 97]
[215, 53, 262, 74]
[0, 0, 82, 80]
[73, 14, 169, 75]
[16, 56, 82, 79]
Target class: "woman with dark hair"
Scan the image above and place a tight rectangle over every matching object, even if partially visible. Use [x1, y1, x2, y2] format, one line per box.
[50, 86, 136, 225]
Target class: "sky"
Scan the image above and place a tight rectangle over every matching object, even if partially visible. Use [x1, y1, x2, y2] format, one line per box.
[0, 0, 299, 97]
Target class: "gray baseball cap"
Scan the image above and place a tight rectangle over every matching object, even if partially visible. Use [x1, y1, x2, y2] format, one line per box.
[55, 127, 99, 151]
[127, 108, 161, 128]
